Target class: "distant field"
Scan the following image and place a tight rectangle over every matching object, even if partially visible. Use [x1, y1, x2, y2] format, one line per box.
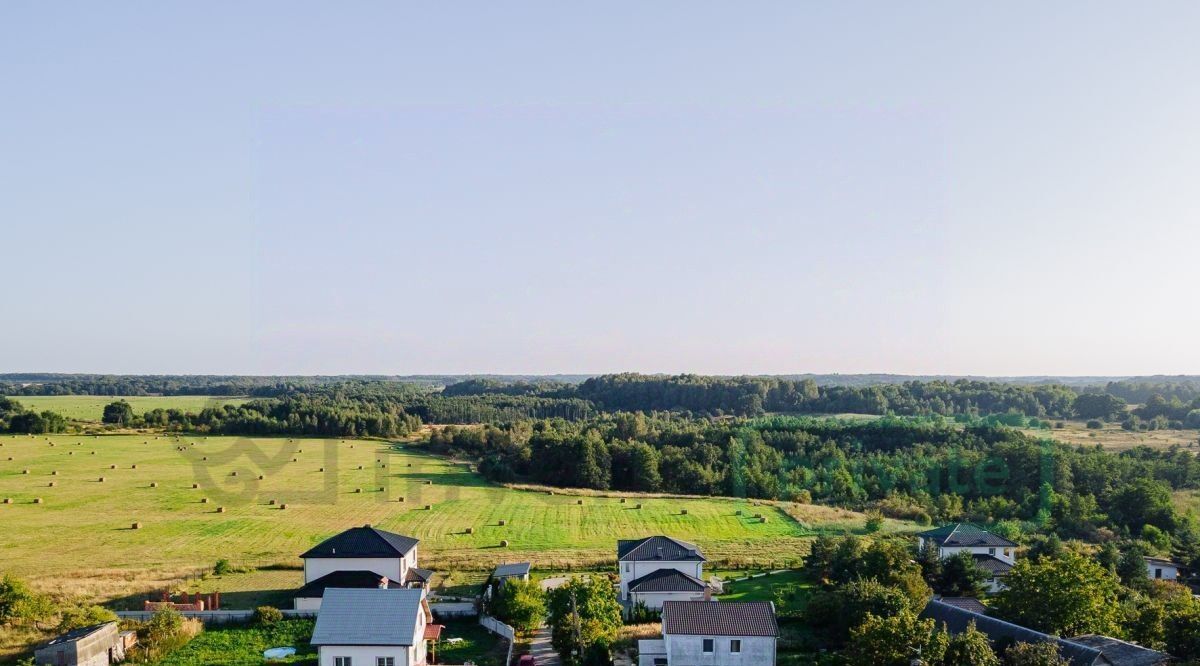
[1025, 420, 1199, 451]
[7, 395, 250, 421]
[0, 434, 887, 606]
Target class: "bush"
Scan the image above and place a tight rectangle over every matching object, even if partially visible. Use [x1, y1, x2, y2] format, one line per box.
[864, 511, 885, 533]
[213, 559, 233, 576]
[253, 605, 283, 626]
[1086, 420, 1103, 430]
[57, 604, 117, 632]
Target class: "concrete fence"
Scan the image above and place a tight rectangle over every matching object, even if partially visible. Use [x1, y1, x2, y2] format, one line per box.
[479, 615, 515, 666]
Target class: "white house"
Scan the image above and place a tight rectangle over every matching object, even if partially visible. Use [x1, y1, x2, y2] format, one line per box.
[1144, 556, 1185, 581]
[298, 525, 429, 609]
[917, 523, 1017, 592]
[638, 601, 778, 666]
[618, 536, 708, 609]
[310, 588, 438, 666]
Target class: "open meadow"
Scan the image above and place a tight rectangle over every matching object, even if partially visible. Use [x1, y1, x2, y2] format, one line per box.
[1024, 420, 1199, 451]
[10, 396, 250, 422]
[0, 434, 888, 605]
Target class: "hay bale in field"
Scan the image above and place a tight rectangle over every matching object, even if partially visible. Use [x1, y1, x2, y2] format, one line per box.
[269, 499, 277, 505]
[280, 504, 288, 509]
[498, 519, 506, 526]
[620, 498, 627, 504]
[465, 527, 474, 534]
[230, 471, 237, 476]
[201, 498, 209, 504]
[131, 464, 137, 469]
[48, 481, 55, 487]
[378, 486, 384, 492]
[217, 506, 226, 513]
[680, 509, 688, 515]
[577, 499, 584, 505]
[354, 488, 362, 493]
[202, 456, 208, 461]
[51, 470, 58, 476]
[500, 540, 509, 547]
[2, 498, 11, 504]
[150, 482, 158, 488]
[397, 496, 405, 503]
[192, 483, 199, 489]
[635, 503, 643, 509]
[319, 467, 325, 472]
[33, 498, 43, 504]
[132, 522, 141, 530]
[68, 451, 74, 456]
[424, 480, 433, 485]
[735, 509, 743, 515]
[357, 465, 363, 470]
[98, 477, 105, 482]
[760, 516, 769, 523]
[258, 475, 264, 480]
[110, 465, 117, 469]
[424, 504, 433, 510]
[292, 458, 297, 462]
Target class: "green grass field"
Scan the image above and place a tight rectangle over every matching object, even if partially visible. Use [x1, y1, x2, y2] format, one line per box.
[8, 396, 250, 422]
[149, 619, 316, 666]
[0, 434, 882, 605]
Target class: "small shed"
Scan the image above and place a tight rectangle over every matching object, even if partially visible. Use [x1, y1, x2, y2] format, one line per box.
[34, 622, 127, 666]
[491, 562, 532, 585]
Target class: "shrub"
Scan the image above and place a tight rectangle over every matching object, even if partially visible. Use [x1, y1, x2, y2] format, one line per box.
[57, 604, 117, 632]
[1086, 420, 1103, 429]
[253, 605, 283, 626]
[213, 559, 232, 576]
[864, 511, 884, 533]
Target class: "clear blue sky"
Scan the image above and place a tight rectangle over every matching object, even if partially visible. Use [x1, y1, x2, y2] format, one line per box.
[3, 2, 1198, 376]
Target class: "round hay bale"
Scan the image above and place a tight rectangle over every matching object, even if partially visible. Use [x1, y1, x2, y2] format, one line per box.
[21, 469, 29, 475]
[2, 498, 11, 504]
[397, 496, 405, 503]
[201, 498, 209, 504]
[150, 482, 158, 488]
[577, 499, 584, 505]
[424, 504, 433, 510]
[498, 519, 507, 526]
[258, 475, 264, 480]
[68, 451, 74, 456]
[425, 480, 433, 485]
[51, 470, 58, 476]
[620, 498, 627, 504]
[269, 499, 277, 505]
[131, 464, 137, 469]
[292, 458, 297, 462]
[378, 486, 384, 492]
[407, 463, 412, 467]
[760, 516, 769, 523]
[202, 456, 208, 461]
[280, 504, 288, 509]
[635, 503, 643, 509]
[465, 527, 474, 534]
[357, 465, 363, 470]
[546, 491, 554, 495]
[230, 471, 237, 477]
[192, 483, 199, 489]
[98, 477, 105, 482]
[132, 522, 141, 530]
[33, 497, 43, 504]
[500, 540, 509, 547]
[681, 509, 688, 515]
[89, 451, 95, 455]
[110, 464, 117, 469]
[355, 488, 362, 493]
[217, 506, 226, 513]
[48, 481, 56, 487]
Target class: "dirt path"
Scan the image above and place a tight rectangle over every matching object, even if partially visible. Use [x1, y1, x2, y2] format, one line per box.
[529, 624, 560, 665]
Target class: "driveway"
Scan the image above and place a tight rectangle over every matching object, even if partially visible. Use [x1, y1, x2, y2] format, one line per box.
[528, 624, 560, 666]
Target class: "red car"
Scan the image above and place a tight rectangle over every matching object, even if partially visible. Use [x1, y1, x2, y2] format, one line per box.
[517, 656, 536, 666]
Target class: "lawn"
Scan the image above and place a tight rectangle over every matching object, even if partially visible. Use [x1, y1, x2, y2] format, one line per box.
[718, 569, 814, 603]
[434, 621, 508, 666]
[0, 434, 883, 607]
[8, 396, 249, 422]
[149, 619, 316, 666]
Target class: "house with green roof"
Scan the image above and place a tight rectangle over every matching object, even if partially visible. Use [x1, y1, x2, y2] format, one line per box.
[917, 523, 1017, 592]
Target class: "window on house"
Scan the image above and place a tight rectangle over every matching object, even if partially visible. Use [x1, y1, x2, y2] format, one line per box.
[654, 660, 668, 666]
[988, 547, 995, 555]
[56, 651, 66, 666]
[1155, 568, 1163, 579]
[334, 658, 352, 666]
[624, 563, 630, 573]
[731, 639, 742, 653]
[377, 658, 395, 666]
[703, 639, 714, 653]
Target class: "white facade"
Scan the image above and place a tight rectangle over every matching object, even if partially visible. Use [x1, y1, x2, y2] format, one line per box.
[918, 540, 1015, 565]
[317, 643, 426, 666]
[304, 552, 415, 585]
[294, 596, 323, 611]
[619, 560, 704, 600]
[657, 634, 776, 666]
[629, 589, 706, 611]
[1146, 559, 1181, 581]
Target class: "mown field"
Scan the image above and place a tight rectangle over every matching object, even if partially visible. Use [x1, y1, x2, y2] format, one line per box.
[0, 434, 889, 605]
[1023, 419, 1199, 451]
[9, 396, 250, 421]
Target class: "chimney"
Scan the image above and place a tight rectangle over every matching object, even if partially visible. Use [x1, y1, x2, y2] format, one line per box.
[656, 547, 663, 559]
[704, 586, 712, 601]
[379, 576, 390, 589]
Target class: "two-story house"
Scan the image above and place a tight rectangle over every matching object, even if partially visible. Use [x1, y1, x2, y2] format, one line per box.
[618, 536, 709, 610]
[296, 525, 432, 610]
[310, 588, 439, 666]
[917, 523, 1017, 592]
[638, 601, 779, 666]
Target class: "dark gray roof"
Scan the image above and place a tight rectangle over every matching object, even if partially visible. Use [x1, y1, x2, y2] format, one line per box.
[406, 567, 434, 583]
[662, 601, 777, 637]
[301, 525, 419, 559]
[918, 523, 1018, 548]
[1143, 556, 1181, 568]
[42, 623, 115, 647]
[920, 599, 1101, 665]
[311, 588, 424, 646]
[1069, 635, 1171, 666]
[937, 597, 989, 614]
[972, 554, 1014, 575]
[628, 568, 706, 593]
[296, 570, 399, 598]
[492, 562, 531, 578]
[618, 536, 705, 562]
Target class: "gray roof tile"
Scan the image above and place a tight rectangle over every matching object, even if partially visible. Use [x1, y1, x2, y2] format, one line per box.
[628, 569, 706, 593]
[662, 601, 777, 637]
[301, 525, 419, 559]
[618, 536, 705, 562]
[311, 588, 424, 646]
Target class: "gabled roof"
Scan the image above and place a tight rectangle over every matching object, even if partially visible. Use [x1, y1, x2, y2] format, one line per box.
[937, 597, 989, 614]
[662, 601, 777, 637]
[311, 588, 424, 646]
[42, 623, 115, 647]
[972, 554, 1014, 575]
[296, 570, 399, 599]
[301, 525, 419, 559]
[1143, 556, 1182, 568]
[1068, 635, 1171, 666]
[920, 599, 1101, 665]
[628, 568, 706, 593]
[492, 562, 532, 578]
[918, 523, 1017, 548]
[618, 536, 705, 562]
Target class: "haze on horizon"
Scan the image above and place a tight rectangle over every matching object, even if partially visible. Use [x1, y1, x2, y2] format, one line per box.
[2, 3, 1198, 377]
